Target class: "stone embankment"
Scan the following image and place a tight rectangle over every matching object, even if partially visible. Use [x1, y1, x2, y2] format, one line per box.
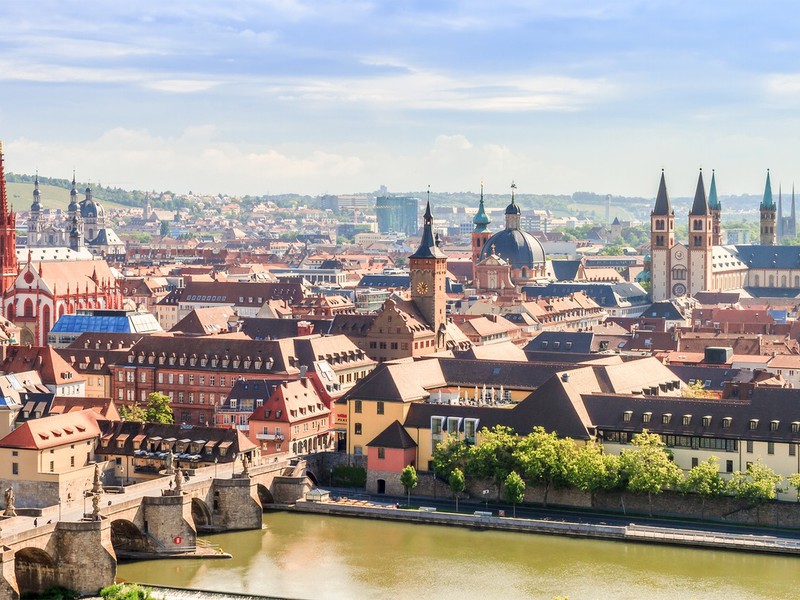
[288, 500, 800, 556]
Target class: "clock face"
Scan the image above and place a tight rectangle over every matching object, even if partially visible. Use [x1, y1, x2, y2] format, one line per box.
[416, 281, 429, 294]
[675, 251, 684, 260]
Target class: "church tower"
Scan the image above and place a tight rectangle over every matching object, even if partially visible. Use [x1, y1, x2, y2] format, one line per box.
[650, 170, 674, 302]
[708, 169, 722, 246]
[28, 172, 44, 246]
[688, 169, 713, 294]
[410, 198, 447, 343]
[0, 143, 17, 296]
[760, 170, 777, 246]
[471, 181, 491, 282]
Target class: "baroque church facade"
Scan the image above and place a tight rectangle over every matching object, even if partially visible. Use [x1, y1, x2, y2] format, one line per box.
[650, 169, 800, 301]
[27, 174, 125, 257]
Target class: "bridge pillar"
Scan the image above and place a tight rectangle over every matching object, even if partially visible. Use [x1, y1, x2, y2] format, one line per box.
[52, 519, 115, 595]
[0, 546, 19, 600]
[141, 494, 196, 552]
[211, 478, 262, 531]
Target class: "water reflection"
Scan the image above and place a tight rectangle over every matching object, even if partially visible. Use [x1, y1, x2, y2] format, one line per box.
[117, 512, 800, 600]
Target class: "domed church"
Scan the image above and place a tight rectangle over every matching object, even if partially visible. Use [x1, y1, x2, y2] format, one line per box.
[472, 182, 549, 296]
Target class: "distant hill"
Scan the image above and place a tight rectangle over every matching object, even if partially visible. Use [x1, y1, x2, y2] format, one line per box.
[5, 181, 131, 212]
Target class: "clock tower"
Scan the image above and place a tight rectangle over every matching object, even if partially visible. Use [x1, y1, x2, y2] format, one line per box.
[410, 199, 447, 342]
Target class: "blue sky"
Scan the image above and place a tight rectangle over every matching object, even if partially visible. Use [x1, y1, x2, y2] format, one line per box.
[0, 1, 798, 198]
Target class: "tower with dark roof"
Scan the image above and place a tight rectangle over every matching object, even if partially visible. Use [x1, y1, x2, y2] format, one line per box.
[27, 172, 44, 246]
[688, 169, 712, 294]
[409, 197, 447, 340]
[708, 169, 722, 245]
[471, 181, 491, 282]
[650, 170, 674, 301]
[760, 170, 776, 246]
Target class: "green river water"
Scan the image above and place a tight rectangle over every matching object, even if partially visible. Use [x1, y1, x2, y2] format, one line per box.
[116, 512, 800, 600]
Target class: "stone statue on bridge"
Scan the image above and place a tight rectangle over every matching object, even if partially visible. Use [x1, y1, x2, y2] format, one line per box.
[242, 454, 250, 478]
[91, 491, 101, 520]
[166, 449, 174, 475]
[174, 468, 183, 494]
[92, 464, 103, 495]
[3, 487, 16, 517]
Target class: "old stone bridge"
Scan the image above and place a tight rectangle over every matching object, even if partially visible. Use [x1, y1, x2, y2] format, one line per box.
[0, 458, 313, 599]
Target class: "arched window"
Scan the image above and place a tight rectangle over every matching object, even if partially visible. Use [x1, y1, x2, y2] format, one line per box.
[769, 275, 775, 287]
[754, 274, 760, 287]
[521, 267, 528, 279]
[795, 275, 800, 288]
[781, 275, 787, 288]
[42, 305, 51, 341]
[23, 299, 33, 318]
[6, 304, 12, 321]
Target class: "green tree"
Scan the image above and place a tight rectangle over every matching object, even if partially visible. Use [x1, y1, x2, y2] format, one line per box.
[680, 457, 725, 518]
[727, 460, 783, 507]
[432, 438, 469, 482]
[466, 425, 519, 500]
[514, 427, 576, 507]
[567, 442, 621, 500]
[682, 380, 716, 399]
[618, 430, 683, 516]
[449, 467, 466, 513]
[788, 473, 800, 502]
[159, 220, 171, 237]
[100, 583, 156, 600]
[400, 465, 418, 507]
[504, 471, 526, 517]
[120, 392, 174, 424]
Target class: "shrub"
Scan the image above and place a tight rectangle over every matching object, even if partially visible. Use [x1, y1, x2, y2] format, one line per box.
[331, 465, 366, 488]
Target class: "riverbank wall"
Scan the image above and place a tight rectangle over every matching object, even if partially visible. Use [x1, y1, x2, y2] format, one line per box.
[287, 500, 800, 556]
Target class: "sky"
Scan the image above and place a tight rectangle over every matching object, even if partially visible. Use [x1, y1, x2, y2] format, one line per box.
[0, 1, 798, 199]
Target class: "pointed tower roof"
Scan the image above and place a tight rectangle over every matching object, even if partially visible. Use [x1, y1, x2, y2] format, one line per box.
[708, 169, 720, 210]
[410, 199, 446, 259]
[689, 169, 708, 215]
[761, 169, 776, 210]
[611, 216, 621, 225]
[505, 181, 521, 215]
[473, 180, 490, 233]
[652, 170, 672, 216]
[31, 171, 41, 212]
[0, 142, 8, 216]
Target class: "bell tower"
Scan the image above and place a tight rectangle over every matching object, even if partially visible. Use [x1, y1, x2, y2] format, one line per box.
[650, 170, 674, 301]
[688, 169, 713, 295]
[708, 169, 722, 246]
[471, 181, 491, 282]
[410, 197, 447, 341]
[760, 169, 777, 246]
[0, 143, 17, 296]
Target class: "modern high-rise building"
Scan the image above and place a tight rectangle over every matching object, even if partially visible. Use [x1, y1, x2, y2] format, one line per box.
[375, 196, 419, 236]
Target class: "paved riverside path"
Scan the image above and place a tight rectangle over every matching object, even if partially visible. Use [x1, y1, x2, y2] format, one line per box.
[303, 489, 800, 553]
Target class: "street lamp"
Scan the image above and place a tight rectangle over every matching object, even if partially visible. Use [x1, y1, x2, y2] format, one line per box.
[482, 489, 489, 510]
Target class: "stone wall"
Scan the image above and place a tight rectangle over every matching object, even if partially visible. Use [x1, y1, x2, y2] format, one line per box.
[271, 476, 312, 504]
[211, 479, 263, 530]
[51, 519, 116, 595]
[306, 452, 367, 486]
[140, 494, 196, 551]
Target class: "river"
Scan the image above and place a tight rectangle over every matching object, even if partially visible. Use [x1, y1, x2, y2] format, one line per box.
[116, 512, 800, 599]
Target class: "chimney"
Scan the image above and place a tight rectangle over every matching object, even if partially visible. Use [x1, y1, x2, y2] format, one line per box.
[297, 321, 314, 336]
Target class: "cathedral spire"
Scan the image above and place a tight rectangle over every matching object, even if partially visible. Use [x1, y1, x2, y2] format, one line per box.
[0, 142, 8, 217]
[761, 169, 775, 210]
[652, 169, 672, 216]
[689, 169, 708, 215]
[708, 169, 720, 210]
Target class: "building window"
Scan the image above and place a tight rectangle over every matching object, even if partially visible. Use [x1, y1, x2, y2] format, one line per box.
[791, 445, 797, 457]
[768, 442, 775, 455]
[682, 415, 691, 426]
[355, 423, 362, 435]
[771, 420, 780, 431]
[749, 419, 758, 430]
[746, 440, 753, 453]
[377, 402, 384, 415]
[662, 413, 672, 424]
[702, 416, 712, 427]
[691, 457, 698, 468]
[354, 400, 362, 414]
[158, 373, 164, 384]
[390, 342, 398, 350]
[726, 460, 734, 473]
[723, 417, 732, 429]
[12, 463, 18, 475]
[70, 456, 75, 467]
[49, 461, 54, 472]
[378, 447, 385, 460]
[642, 412, 651, 424]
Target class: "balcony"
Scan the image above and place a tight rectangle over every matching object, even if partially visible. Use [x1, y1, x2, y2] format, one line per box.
[256, 433, 285, 441]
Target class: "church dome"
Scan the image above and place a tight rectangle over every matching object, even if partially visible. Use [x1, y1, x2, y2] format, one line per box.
[479, 228, 546, 270]
[505, 200, 521, 215]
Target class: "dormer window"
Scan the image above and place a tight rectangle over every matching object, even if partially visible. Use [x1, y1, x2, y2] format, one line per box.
[723, 417, 732, 429]
[771, 420, 780, 432]
[682, 415, 691, 426]
[702, 416, 712, 427]
[623, 410, 632, 422]
[642, 412, 651, 424]
[662, 413, 672, 425]
[793, 422, 800, 433]
[749, 419, 759, 430]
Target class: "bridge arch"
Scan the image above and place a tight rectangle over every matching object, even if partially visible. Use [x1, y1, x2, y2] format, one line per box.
[111, 519, 147, 554]
[305, 469, 319, 486]
[257, 484, 274, 509]
[15, 547, 57, 596]
[191, 497, 213, 531]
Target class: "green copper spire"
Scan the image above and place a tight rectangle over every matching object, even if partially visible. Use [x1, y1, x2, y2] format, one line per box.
[708, 169, 720, 210]
[761, 169, 776, 210]
[473, 180, 490, 232]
